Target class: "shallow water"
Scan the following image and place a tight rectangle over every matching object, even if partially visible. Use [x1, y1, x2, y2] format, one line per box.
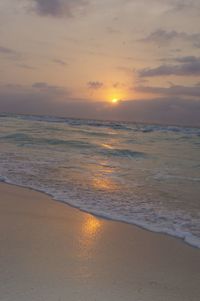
[0, 114, 200, 248]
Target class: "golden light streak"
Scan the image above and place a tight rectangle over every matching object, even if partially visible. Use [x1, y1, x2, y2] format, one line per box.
[83, 215, 101, 237]
[101, 143, 113, 149]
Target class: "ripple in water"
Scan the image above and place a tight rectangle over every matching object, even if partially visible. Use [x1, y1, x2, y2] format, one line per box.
[0, 114, 200, 248]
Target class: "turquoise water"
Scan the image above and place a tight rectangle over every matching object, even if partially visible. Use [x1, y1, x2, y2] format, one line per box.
[0, 114, 200, 248]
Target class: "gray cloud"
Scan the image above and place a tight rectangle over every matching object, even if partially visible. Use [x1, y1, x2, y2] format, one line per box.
[0, 84, 200, 126]
[0, 87, 200, 126]
[87, 81, 104, 90]
[140, 29, 200, 48]
[140, 29, 180, 44]
[112, 82, 126, 89]
[30, 0, 88, 17]
[32, 82, 68, 95]
[0, 46, 20, 60]
[138, 56, 200, 77]
[0, 46, 17, 55]
[169, 0, 200, 13]
[135, 84, 200, 98]
[106, 26, 120, 35]
[17, 64, 35, 70]
[52, 58, 67, 66]
[175, 56, 200, 63]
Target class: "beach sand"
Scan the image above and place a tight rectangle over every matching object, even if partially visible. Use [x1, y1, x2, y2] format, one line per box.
[0, 182, 199, 301]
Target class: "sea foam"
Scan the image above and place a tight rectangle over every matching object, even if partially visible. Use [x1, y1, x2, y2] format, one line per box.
[0, 114, 200, 248]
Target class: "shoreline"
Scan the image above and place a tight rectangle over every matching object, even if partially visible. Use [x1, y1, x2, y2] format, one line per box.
[0, 179, 199, 250]
[0, 182, 200, 301]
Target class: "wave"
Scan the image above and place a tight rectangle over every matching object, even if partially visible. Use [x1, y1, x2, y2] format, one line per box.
[1, 113, 200, 137]
[0, 113, 199, 250]
[99, 147, 145, 158]
[1, 133, 30, 141]
[1, 132, 147, 159]
[0, 176, 199, 249]
[1, 133, 96, 149]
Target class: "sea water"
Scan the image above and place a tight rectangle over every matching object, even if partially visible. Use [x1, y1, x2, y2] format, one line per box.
[0, 114, 199, 248]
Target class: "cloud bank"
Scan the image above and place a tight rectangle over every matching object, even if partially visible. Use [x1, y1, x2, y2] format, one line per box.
[30, 0, 88, 17]
[140, 29, 200, 47]
[0, 84, 199, 126]
[135, 84, 200, 98]
[138, 56, 200, 77]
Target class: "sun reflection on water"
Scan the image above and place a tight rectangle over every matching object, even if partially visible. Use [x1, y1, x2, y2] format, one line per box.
[90, 158, 119, 192]
[101, 143, 113, 149]
[92, 177, 117, 191]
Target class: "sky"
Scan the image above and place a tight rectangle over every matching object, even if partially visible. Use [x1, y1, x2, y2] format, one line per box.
[0, 0, 200, 125]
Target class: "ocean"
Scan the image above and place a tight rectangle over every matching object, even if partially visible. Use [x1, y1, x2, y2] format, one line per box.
[0, 114, 199, 248]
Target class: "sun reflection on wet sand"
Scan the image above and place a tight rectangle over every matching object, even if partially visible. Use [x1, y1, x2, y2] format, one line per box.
[75, 214, 104, 279]
[80, 215, 102, 254]
[83, 215, 102, 238]
[78, 215, 103, 260]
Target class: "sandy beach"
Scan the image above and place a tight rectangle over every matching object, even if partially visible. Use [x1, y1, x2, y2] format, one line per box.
[0, 182, 199, 301]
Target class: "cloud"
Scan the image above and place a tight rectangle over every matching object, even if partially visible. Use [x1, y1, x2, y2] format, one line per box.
[138, 56, 200, 77]
[135, 84, 200, 98]
[169, 0, 200, 13]
[112, 82, 126, 88]
[106, 26, 120, 34]
[113, 97, 200, 126]
[52, 58, 67, 66]
[17, 64, 35, 70]
[175, 56, 200, 63]
[140, 29, 179, 44]
[0, 46, 20, 60]
[0, 85, 199, 126]
[32, 82, 48, 89]
[0, 46, 17, 55]
[32, 82, 68, 95]
[87, 81, 104, 90]
[30, 0, 88, 17]
[1, 82, 200, 126]
[140, 29, 200, 47]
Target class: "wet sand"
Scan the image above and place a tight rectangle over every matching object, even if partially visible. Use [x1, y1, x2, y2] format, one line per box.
[0, 182, 199, 301]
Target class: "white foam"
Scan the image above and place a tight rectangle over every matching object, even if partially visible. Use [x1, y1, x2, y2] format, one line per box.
[0, 114, 200, 249]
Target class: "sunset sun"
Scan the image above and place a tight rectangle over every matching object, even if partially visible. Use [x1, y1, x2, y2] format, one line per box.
[112, 98, 119, 104]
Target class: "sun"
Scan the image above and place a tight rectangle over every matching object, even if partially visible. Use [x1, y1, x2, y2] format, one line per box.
[112, 98, 119, 104]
